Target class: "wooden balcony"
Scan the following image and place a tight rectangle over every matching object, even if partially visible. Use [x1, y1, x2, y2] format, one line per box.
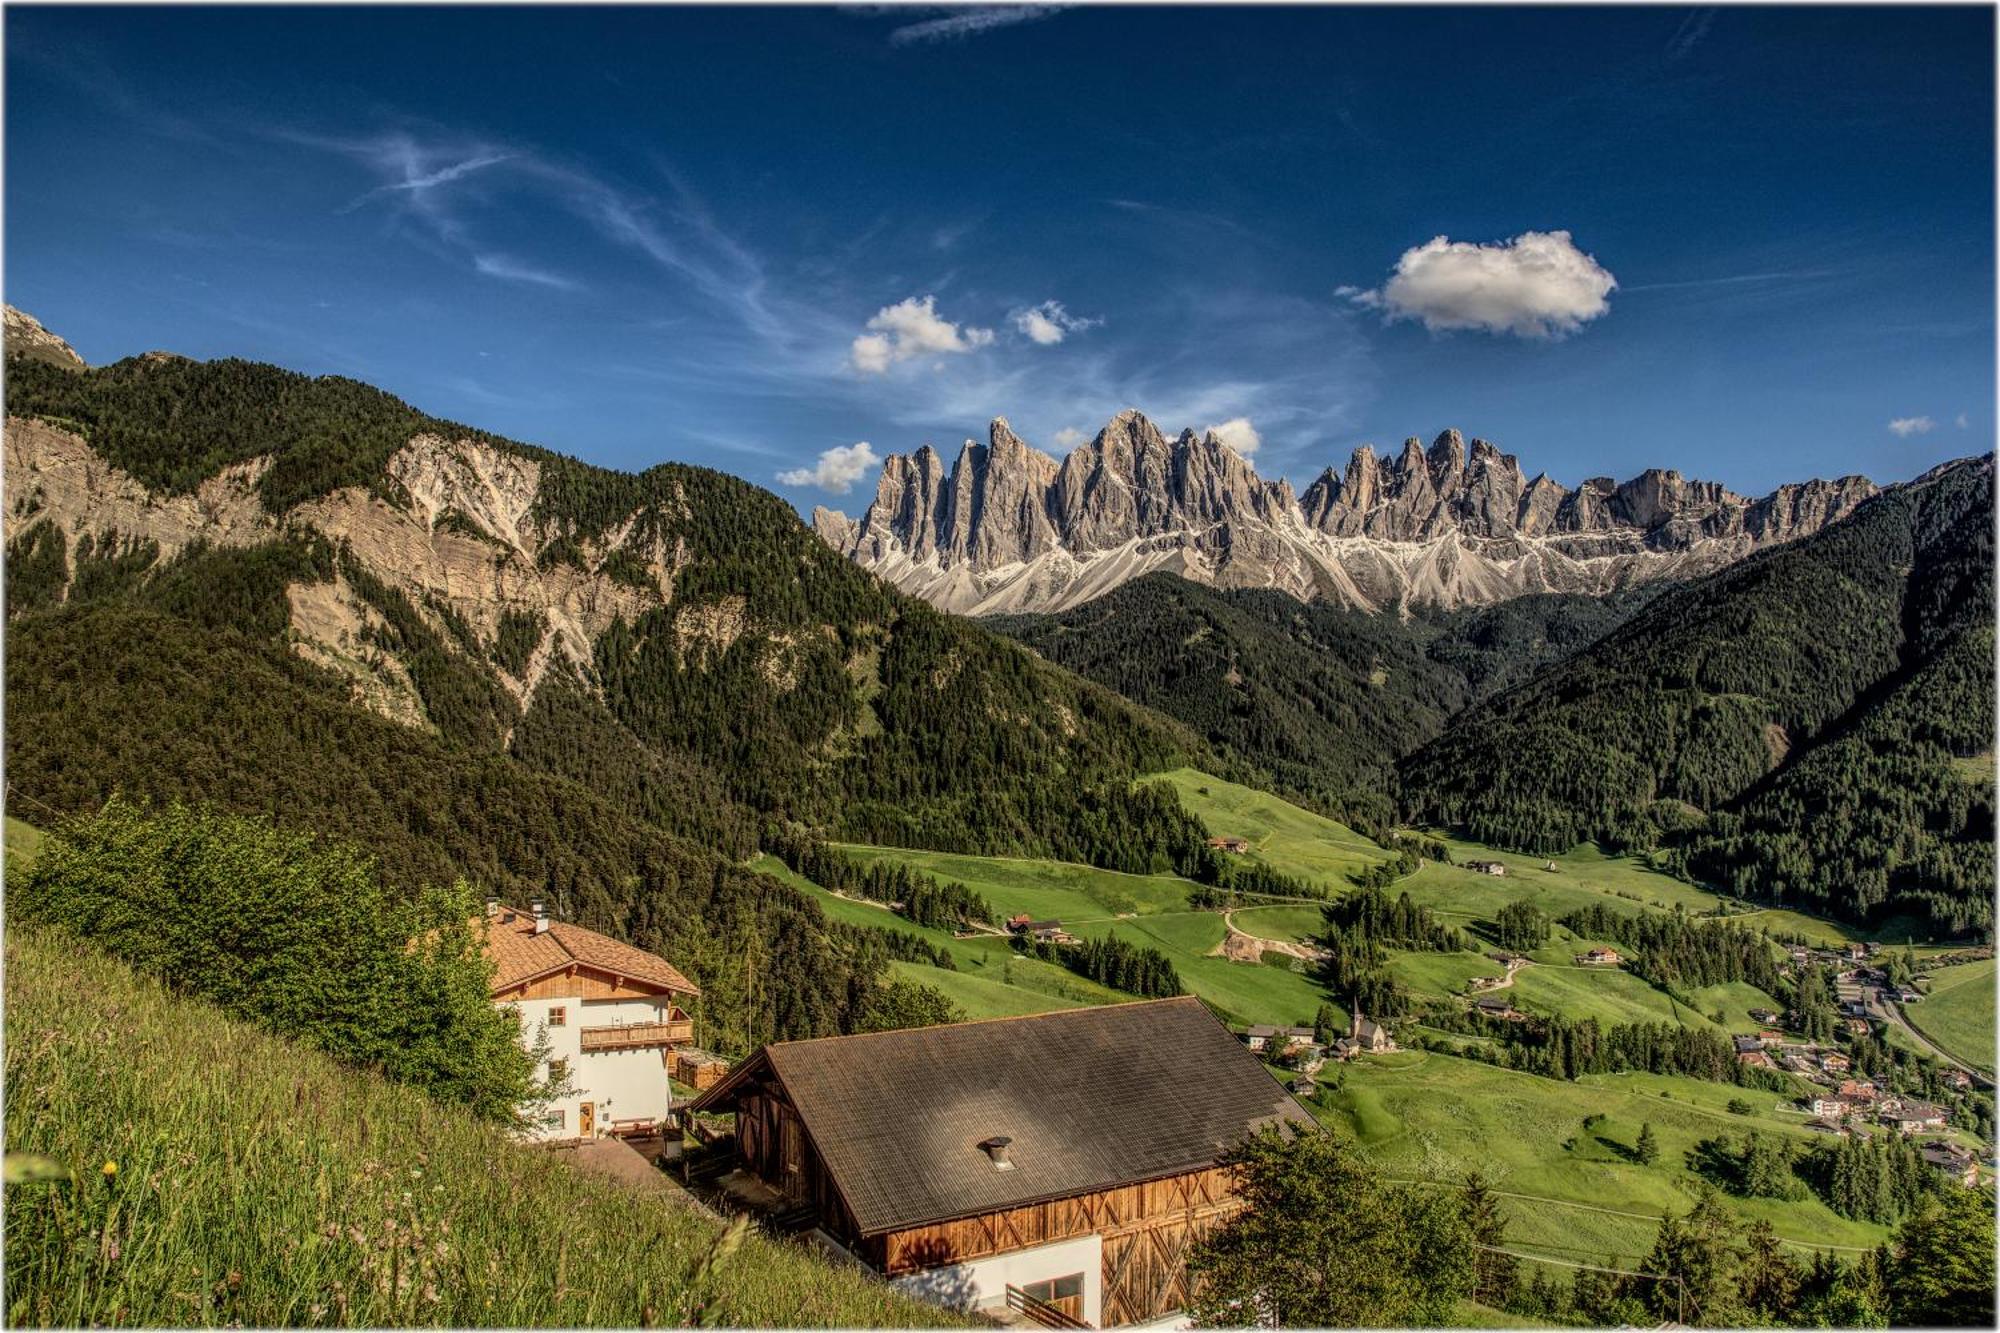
[579, 1011, 694, 1052]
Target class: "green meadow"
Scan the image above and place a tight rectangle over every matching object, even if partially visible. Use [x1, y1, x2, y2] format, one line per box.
[5, 815, 46, 873]
[835, 845, 1195, 922]
[825, 770, 1995, 1274]
[1307, 1048, 1897, 1263]
[1151, 768, 1392, 887]
[1907, 959, 1997, 1077]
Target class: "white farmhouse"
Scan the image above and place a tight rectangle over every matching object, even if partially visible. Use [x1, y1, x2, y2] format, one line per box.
[481, 899, 700, 1141]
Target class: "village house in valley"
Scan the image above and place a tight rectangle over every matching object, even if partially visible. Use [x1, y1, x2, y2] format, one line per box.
[689, 997, 1313, 1328]
[482, 900, 700, 1141]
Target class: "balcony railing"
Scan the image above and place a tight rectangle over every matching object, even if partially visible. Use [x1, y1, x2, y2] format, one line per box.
[579, 1011, 694, 1052]
[1005, 1286, 1090, 1330]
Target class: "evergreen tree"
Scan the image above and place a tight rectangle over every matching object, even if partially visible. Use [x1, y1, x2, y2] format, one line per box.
[1460, 1172, 1516, 1309]
[1886, 1188, 1998, 1327]
[1636, 1122, 1660, 1166]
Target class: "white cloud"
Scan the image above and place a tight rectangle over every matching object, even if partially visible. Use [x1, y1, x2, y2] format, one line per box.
[1343, 230, 1618, 339]
[1203, 417, 1262, 457]
[1012, 299, 1099, 346]
[1889, 416, 1937, 438]
[1957, 413, 1970, 430]
[472, 252, 578, 290]
[849, 295, 993, 374]
[778, 441, 881, 492]
[887, 6, 1066, 46]
[1051, 426, 1088, 450]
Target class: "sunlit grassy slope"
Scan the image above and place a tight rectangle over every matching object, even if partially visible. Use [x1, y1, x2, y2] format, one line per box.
[1, 927, 953, 1329]
[1907, 959, 1997, 1076]
[815, 768, 1992, 1276]
[806, 846, 1333, 1028]
[1150, 767, 1390, 887]
[1307, 1048, 1898, 1265]
[5, 815, 46, 873]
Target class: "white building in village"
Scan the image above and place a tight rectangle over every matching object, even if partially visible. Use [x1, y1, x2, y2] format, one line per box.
[481, 899, 701, 1141]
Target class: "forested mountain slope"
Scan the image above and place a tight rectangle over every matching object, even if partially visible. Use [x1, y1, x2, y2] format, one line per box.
[1398, 455, 1996, 935]
[2, 322, 1235, 1050]
[991, 574, 1644, 828]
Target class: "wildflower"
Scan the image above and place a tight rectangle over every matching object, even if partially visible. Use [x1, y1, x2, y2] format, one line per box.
[102, 1160, 118, 1179]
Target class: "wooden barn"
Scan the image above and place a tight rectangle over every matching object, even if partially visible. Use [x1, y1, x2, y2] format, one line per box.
[689, 997, 1311, 1328]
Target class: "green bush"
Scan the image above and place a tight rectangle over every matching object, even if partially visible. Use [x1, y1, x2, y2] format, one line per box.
[13, 798, 536, 1122]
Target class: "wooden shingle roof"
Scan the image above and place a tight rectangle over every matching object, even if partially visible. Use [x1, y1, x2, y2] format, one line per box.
[693, 996, 1311, 1236]
[481, 908, 699, 997]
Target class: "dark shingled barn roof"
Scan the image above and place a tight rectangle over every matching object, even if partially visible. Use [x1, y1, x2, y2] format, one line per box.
[692, 996, 1312, 1236]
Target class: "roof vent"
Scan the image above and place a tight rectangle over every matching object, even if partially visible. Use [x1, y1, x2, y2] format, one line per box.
[978, 1136, 1014, 1171]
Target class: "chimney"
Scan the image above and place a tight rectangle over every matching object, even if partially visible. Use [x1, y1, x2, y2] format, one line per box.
[978, 1136, 1015, 1171]
[532, 900, 549, 935]
[484, 894, 500, 919]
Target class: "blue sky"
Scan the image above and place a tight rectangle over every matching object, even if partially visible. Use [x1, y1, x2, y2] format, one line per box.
[6, 5, 1992, 510]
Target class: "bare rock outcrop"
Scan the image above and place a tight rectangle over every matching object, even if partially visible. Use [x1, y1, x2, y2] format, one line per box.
[818, 413, 1881, 615]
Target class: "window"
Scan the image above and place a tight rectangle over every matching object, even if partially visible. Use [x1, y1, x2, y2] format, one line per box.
[549, 1059, 569, 1084]
[544, 1109, 565, 1131]
[548, 1006, 566, 1027]
[1021, 1275, 1084, 1304]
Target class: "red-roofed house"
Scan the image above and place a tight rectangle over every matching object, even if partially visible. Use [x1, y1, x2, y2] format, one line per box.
[481, 899, 699, 1141]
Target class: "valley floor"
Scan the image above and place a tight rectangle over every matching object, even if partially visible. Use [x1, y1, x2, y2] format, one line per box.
[784, 770, 1997, 1284]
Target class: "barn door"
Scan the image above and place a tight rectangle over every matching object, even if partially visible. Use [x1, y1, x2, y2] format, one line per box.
[780, 1114, 806, 1201]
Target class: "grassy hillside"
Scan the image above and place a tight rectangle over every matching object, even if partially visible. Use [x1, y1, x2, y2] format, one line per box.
[1908, 959, 1998, 1077]
[1399, 456, 1996, 938]
[831, 844, 1334, 1028]
[1152, 768, 1390, 887]
[1, 927, 950, 1328]
[1307, 1049, 1898, 1265]
[5, 814, 45, 871]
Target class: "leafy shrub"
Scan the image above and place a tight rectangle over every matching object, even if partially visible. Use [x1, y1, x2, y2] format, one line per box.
[13, 798, 539, 1122]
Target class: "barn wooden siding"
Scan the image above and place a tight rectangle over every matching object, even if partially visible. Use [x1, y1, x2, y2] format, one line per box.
[874, 1166, 1242, 1325]
[737, 1083, 866, 1241]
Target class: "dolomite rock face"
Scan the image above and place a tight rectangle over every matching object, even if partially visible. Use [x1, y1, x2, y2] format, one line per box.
[817, 412, 1880, 615]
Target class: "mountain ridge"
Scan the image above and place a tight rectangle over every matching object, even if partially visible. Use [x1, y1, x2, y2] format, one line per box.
[816, 412, 1882, 615]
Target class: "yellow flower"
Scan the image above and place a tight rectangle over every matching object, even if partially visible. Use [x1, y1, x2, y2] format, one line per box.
[102, 1161, 117, 1178]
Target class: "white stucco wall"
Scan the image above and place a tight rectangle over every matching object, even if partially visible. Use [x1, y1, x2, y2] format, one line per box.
[891, 1233, 1104, 1328]
[503, 994, 679, 1141]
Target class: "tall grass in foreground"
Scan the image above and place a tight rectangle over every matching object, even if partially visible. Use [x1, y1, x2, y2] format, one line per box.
[3, 928, 953, 1328]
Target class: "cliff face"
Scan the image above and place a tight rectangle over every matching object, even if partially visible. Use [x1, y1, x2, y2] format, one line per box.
[4, 415, 674, 731]
[816, 414, 1880, 614]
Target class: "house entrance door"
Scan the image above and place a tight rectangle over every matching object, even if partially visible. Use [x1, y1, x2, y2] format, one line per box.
[578, 1102, 595, 1138]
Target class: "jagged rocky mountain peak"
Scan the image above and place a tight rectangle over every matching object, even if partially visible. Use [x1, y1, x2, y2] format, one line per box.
[820, 411, 1886, 615]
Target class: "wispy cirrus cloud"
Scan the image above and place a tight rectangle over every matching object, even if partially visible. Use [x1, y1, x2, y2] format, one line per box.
[1012, 299, 1100, 346]
[472, 252, 579, 291]
[1665, 7, 1717, 61]
[885, 6, 1066, 46]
